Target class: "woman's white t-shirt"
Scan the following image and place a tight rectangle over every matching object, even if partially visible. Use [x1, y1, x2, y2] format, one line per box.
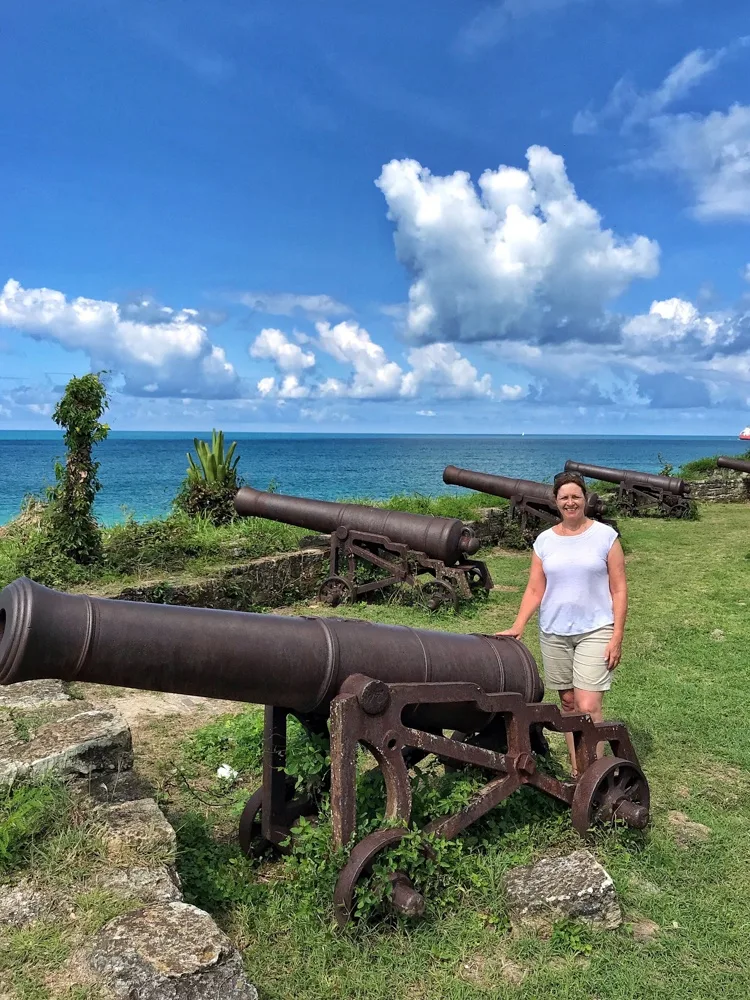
[532, 520, 618, 636]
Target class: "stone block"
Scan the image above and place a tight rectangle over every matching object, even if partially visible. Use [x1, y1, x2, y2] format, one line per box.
[79, 901, 259, 999]
[504, 849, 622, 932]
[0, 679, 71, 709]
[0, 709, 133, 786]
[97, 798, 177, 863]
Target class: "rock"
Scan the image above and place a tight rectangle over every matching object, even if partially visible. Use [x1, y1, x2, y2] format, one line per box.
[0, 679, 71, 709]
[504, 850, 622, 932]
[668, 811, 712, 846]
[97, 799, 177, 863]
[631, 918, 660, 942]
[0, 710, 133, 786]
[96, 865, 183, 905]
[0, 880, 70, 928]
[710, 629, 725, 642]
[79, 902, 258, 999]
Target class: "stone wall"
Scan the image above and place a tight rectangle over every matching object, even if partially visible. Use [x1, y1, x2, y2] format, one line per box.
[688, 470, 750, 503]
[114, 546, 328, 608]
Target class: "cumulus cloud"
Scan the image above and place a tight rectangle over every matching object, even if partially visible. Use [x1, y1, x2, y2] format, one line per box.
[0, 279, 240, 398]
[401, 343, 492, 399]
[315, 320, 405, 399]
[256, 374, 310, 399]
[239, 291, 350, 319]
[250, 328, 316, 373]
[376, 147, 659, 346]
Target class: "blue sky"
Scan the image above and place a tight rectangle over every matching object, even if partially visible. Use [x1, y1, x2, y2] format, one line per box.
[2, 0, 750, 434]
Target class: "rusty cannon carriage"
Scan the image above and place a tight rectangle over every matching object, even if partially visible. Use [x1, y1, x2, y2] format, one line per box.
[0, 577, 650, 925]
[717, 456, 750, 474]
[235, 485, 491, 610]
[443, 465, 606, 533]
[564, 460, 692, 518]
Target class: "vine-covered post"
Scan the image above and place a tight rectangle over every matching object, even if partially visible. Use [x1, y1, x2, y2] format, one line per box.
[47, 372, 111, 564]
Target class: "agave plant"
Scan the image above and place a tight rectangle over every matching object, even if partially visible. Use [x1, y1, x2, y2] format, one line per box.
[186, 429, 240, 485]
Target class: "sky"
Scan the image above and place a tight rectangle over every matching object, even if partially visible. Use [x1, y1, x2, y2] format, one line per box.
[2, 0, 750, 435]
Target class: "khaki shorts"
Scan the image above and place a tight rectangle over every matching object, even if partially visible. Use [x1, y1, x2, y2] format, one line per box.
[539, 624, 615, 692]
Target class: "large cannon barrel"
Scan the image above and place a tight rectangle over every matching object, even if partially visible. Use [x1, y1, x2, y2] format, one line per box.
[234, 486, 479, 563]
[717, 456, 750, 474]
[443, 465, 605, 519]
[564, 460, 686, 496]
[0, 579, 542, 729]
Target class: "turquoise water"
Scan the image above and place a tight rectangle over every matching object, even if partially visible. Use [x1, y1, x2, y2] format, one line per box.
[0, 432, 737, 526]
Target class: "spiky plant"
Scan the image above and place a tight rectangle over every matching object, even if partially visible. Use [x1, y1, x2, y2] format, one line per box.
[175, 430, 242, 524]
[186, 430, 240, 485]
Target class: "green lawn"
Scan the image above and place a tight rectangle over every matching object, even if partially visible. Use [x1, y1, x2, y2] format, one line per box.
[2, 504, 750, 1000]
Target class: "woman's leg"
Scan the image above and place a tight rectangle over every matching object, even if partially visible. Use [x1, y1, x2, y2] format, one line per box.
[572, 625, 614, 758]
[538, 631, 578, 776]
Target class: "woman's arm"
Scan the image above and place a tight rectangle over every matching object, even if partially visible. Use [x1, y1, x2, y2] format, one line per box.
[496, 552, 547, 638]
[604, 539, 627, 670]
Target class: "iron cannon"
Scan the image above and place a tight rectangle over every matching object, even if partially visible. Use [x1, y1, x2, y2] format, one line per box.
[564, 460, 692, 518]
[717, 456, 750, 474]
[235, 485, 491, 609]
[443, 465, 606, 533]
[0, 578, 650, 925]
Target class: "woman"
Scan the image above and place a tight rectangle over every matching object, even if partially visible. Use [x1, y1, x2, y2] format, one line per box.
[497, 472, 627, 776]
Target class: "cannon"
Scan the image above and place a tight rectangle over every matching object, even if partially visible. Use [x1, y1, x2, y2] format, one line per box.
[717, 456, 750, 474]
[443, 465, 606, 534]
[564, 460, 692, 518]
[0, 578, 650, 925]
[234, 486, 492, 610]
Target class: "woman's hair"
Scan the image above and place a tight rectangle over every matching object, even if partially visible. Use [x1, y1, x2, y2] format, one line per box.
[552, 471, 588, 497]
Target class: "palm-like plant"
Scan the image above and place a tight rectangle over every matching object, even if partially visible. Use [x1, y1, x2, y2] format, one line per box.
[186, 430, 240, 485]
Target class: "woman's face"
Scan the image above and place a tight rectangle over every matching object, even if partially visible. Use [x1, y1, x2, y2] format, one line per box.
[555, 483, 586, 520]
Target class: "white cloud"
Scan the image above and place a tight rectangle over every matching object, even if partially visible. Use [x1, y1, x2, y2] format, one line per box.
[250, 328, 316, 373]
[498, 383, 525, 400]
[316, 320, 405, 399]
[647, 104, 750, 220]
[240, 291, 350, 319]
[575, 44, 742, 135]
[401, 343, 492, 399]
[376, 147, 659, 345]
[0, 279, 240, 398]
[255, 374, 310, 400]
[416, 409, 436, 416]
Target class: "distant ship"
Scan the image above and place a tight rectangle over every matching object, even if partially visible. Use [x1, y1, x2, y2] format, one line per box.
[740, 426, 750, 441]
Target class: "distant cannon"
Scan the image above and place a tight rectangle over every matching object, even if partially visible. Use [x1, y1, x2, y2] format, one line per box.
[717, 456, 750, 474]
[234, 486, 491, 610]
[442, 465, 606, 534]
[564, 460, 693, 518]
[0, 578, 650, 926]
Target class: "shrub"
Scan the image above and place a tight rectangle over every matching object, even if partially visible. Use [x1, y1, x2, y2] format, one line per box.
[174, 430, 242, 525]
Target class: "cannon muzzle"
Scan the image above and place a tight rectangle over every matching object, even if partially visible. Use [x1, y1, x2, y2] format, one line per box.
[234, 486, 480, 562]
[564, 460, 686, 496]
[443, 465, 605, 519]
[0, 579, 541, 730]
[717, 456, 750, 474]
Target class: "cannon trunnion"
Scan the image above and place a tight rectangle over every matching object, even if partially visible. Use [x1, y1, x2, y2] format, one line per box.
[235, 485, 492, 610]
[564, 460, 693, 518]
[443, 464, 606, 533]
[0, 578, 650, 925]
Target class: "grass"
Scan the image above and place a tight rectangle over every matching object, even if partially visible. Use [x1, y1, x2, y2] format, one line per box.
[679, 448, 750, 480]
[4, 504, 750, 999]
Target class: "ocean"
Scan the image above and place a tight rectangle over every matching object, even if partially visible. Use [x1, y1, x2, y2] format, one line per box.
[0, 432, 738, 526]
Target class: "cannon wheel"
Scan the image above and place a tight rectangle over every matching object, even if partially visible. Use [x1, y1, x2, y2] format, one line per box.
[239, 778, 311, 857]
[419, 579, 459, 612]
[464, 567, 488, 593]
[571, 757, 650, 836]
[318, 576, 356, 607]
[333, 827, 424, 927]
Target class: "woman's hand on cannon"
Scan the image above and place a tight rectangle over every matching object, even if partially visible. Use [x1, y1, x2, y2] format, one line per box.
[495, 624, 524, 639]
[604, 635, 623, 670]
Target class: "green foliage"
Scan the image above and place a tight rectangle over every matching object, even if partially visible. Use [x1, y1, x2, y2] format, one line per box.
[348, 491, 507, 520]
[657, 452, 675, 477]
[174, 429, 241, 524]
[186, 429, 240, 485]
[44, 373, 111, 564]
[679, 449, 750, 480]
[175, 811, 260, 913]
[0, 779, 70, 873]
